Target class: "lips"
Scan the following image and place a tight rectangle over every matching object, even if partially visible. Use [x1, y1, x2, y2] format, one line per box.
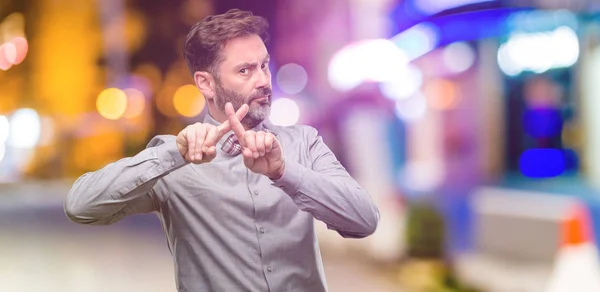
[250, 95, 270, 103]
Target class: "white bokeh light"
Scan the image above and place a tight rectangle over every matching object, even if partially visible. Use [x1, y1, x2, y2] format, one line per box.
[0, 115, 9, 143]
[379, 64, 423, 100]
[497, 44, 521, 76]
[391, 22, 439, 60]
[328, 39, 410, 92]
[328, 44, 364, 91]
[442, 42, 476, 73]
[0, 144, 5, 163]
[554, 26, 580, 67]
[399, 160, 444, 192]
[359, 39, 410, 83]
[276, 63, 308, 95]
[395, 93, 428, 122]
[497, 26, 579, 76]
[269, 98, 300, 127]
[7, 108, 41, 148]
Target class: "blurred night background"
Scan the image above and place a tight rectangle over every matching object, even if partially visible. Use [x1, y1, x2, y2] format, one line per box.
[2, 0, 600, 291]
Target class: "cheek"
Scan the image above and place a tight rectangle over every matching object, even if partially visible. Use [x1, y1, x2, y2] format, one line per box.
[236, 83, 256, 98]
[220, 76, 255, 98]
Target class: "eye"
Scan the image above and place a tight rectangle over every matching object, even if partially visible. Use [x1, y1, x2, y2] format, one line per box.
[261, 62, 269, 70]
[239, 68, 248, 74]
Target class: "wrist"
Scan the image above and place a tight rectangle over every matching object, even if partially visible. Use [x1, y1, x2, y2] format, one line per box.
[267, 161, 285, 181]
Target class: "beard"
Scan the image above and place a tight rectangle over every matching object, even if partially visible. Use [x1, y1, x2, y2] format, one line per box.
[214, 79, 272, 129]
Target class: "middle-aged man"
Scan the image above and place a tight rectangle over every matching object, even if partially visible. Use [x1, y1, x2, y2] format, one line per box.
[65, 9, 380, 292]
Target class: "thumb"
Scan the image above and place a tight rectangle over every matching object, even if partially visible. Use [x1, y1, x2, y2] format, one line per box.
[242, 148, 255, 167]
[203, 146, 218, 162]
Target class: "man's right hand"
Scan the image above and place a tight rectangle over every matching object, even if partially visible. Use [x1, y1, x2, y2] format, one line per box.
[176, 104, 249, 164]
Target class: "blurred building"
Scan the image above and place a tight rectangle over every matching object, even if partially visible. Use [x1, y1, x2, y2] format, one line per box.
[2, 0, 600, 290]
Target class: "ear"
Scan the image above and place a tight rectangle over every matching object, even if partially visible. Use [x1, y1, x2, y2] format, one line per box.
[193, 71, 215, 100]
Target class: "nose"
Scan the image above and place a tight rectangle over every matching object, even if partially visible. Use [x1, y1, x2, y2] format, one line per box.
[255, 68, 270, 89]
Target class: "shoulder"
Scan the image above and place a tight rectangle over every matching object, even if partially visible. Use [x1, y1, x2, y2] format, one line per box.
[145, 134, 177, 148]
[266, 123, 319, 141]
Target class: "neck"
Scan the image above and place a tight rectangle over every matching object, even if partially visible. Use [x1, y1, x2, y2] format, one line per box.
[207, 108, 254, 131]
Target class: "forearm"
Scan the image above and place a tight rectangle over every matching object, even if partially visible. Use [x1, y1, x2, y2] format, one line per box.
[273, 159, 380, 238]
[64, 135, 187, 225]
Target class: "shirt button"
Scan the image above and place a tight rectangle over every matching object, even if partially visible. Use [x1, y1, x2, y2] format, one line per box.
[267, 266, 272, 272]
[171, 160, 176, 166]
[253, 190, 259, 196]
[259, 227, 265, 234]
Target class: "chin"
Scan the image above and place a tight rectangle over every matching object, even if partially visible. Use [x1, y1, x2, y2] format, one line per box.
[247, 106, 270, 123]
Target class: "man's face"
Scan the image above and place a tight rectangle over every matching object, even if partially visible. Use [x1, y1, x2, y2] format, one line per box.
[213, 34, 272, 128]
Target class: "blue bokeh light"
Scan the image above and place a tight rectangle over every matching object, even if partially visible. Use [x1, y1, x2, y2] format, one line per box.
[523, 108, 563, 138]
[519, 148, 565, 178]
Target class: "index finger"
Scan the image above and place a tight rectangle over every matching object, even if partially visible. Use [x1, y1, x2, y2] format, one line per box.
[224, 103, 249, 145]
[216, 103, 249, 138]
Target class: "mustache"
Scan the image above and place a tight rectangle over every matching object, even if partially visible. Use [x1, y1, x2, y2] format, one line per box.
[249, 87, 272, 100]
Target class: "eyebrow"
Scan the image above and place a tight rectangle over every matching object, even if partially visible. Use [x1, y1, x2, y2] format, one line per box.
[235, 54, 271, 70]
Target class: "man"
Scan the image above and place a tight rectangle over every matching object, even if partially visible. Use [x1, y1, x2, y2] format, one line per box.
[65, 9, 379, 292]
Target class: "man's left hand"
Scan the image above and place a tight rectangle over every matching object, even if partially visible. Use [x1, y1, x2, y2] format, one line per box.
[225, 102, 285, 180]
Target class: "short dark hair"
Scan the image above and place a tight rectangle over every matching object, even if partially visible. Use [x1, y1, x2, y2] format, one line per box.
[182, 9, 270, 76]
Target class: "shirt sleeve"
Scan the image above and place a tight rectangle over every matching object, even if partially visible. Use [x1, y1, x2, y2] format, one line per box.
[271, 127, 380, 238]
[64, 135, 188, 225]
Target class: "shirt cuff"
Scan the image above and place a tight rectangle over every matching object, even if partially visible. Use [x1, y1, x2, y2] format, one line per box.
[271, 158, 306, 195]
[156, 137, 188, 172]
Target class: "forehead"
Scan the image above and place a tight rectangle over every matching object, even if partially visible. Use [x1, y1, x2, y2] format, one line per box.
[220, 34, 268, 66]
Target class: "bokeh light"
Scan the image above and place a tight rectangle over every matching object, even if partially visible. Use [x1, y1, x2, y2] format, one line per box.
[2, 12, 25, 36]
[96, 88, 128, 120]
[361, 39, 410, 83]
[156, 85, 179, 118]
[0, 44, 13, 70]
[395, 93, 428, 122]
[496, 44, 521, 76]
[328, 39, 410, 92]
[276, 63, 308, 95]
[10, 37, 28, 65]
[38, 116, 55, 146]
[2, 42, 17, 64]
[123, 88, 146, 119]
[270, 98, 300, 126]
[379, 64, 423, 100]
[391, 22, 439, 60]
[0, 115, 9, 144]
[0, 144, 5, 163]
[442, 42, 476, 74]
[173, 85, 205, 118]
[114, 75, 153, 99]
[497, 26, 579, 76]
[523, 108, 563, 138]
[519, 148, 565, 178]
[399, 160, 444, 192]
[8, 108, 41, 148]
[424, 79, 460, 110]
[328, 43, 365, 91]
